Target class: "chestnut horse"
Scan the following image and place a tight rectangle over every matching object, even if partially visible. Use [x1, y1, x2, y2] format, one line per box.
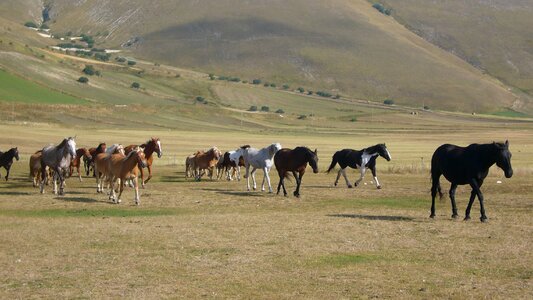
[85, 143, 106, 177]
[124, 137, 162, 187]
[190, 147, 221, 181]
[274, 147, 319, 197]
[29, 150, 50, 187]
[107, 148, 147, 205]
[69, 148, 92, 181]
[94, 144, 125, 194]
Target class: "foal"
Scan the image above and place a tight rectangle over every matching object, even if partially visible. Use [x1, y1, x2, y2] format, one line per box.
[275, 147, 319, 197]
[327, 144, 391, 189]
[94, 144, 125, 193]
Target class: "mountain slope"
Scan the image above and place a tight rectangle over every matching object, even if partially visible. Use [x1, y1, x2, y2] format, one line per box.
[8, 0, 518, 113]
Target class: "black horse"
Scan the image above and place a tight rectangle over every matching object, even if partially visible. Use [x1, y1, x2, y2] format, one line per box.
[430, 141, 513, 222]
[0, 147, 20, 181]
[327, 144, 391, 189]
[274, 147, 319, 197]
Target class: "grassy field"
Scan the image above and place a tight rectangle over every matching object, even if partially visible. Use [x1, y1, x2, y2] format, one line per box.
[0, 120, 532, 298]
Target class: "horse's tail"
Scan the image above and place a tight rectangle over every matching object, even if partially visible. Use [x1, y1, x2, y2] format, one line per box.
[326, 152, 339, 173]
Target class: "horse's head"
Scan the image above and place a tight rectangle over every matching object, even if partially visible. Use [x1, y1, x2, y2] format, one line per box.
[136, 147, 148, 169]
[112, 144, 125, 155]
[308, 148, 319, 173]
[12, 147, 19, 161]
[494, 140, 513, 178]
[153, 137, 163, 158]
[376, 143, 391, 161]
[211, 146, 222, 160]
[83, 148, 92, 160]
[67, 137, 77, 159]
[269, 143, 282, 156]
[97, 143, 107, 153]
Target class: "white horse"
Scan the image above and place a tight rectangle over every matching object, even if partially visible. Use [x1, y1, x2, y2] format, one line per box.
[242, 143, 282, 193]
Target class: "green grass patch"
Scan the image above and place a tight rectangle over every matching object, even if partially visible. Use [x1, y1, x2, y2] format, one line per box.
[0, 208, 187, 218]
[491, 109, 530, 118]
[0, 69, 86, 104]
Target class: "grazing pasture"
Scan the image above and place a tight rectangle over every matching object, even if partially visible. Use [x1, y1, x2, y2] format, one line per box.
[0, 121, 531, 298]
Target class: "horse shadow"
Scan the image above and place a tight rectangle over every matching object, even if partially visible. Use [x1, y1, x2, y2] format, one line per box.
[327, 214, 414, 222]
[54, 196, 106, 203]
[159, 175, 188, 183]
[0, 191, 32, 196]
[199, 188, 266, 197]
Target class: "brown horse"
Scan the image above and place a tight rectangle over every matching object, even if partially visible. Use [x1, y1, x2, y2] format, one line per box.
[190, 147, 221, 181]
[85, 143, 106, 177]
[185, 151, 201, 178]
[29, 151, 50, 187]
[124, 137, 162, 187]
[94, 144, 125, 193]
[69, 148, 92, 181]
[274, 147, 319, 197]
[107, 148, 147, 205]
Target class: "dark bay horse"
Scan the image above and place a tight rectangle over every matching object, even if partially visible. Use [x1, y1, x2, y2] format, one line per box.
[124, 138, 162, 187]
[275, 147, 319, 197]
[40, 137, 77, 195]
[430, 141, 513, 222]
[0, 147, 20, 181]
[327, 144, 391, 189]
[70, 148, 92, 181]
[85, 143, 106, 177]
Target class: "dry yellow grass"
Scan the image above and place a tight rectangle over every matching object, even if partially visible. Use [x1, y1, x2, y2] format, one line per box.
[0, 119, 532, 298]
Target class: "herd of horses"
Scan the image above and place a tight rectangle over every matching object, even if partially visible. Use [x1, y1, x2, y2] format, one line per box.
[0, 137, 513, 222]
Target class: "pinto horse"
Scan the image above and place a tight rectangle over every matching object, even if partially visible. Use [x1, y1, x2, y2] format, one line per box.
[430, 141, 513, 222]
[216, 151, 246, 181]
[275, 147, 319, 197]
[190, 147, 221, 181]
[107, 147, 147, 205]
[124, 137, 162, 187]
[40, 137, 77, 195]
[243, 143, 282, 193]
[0, 147, 19, 181]
[69, 148, 92, 181]
[327, 144, 391, 189]
[85, 143, 106, 177]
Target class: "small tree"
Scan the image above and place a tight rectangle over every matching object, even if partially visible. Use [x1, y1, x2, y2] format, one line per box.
[77, 76, 89, 83]
[82, 65, 96, 76]
[383, 99, 395, 105]
[261, 106, 270, 112]
[423, 105, 430, 110]
[297, 87, 305, 93]
[270, 83, 276, 88]
[127, 60, 136, 66]
[209, 73, 215, 80]
[131, 82, 140, 89]
[307, 90, 313, 95]
[196, 96, 205, 102]
[275, 109, 285, 114]
[252, 79, 262, 85]
[24, 22, 38, 28]
[282, 84, 290, 90]
[249, 105, 258, 111]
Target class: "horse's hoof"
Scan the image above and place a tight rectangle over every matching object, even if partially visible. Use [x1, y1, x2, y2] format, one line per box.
[284, 193, 288, 197]
[429, 214, 435, 219]
[480, 217, 488, 223]
[452, 214, 459, 219]
[347, 185, 353, 189]
[294, 192, 300, 198]
[354, 182, 359, 187]
[377, 185, 382, 190]
[463, 216, 471, 221]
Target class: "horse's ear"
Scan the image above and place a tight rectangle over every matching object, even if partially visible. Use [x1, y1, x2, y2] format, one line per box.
[314, 148, 318, 154]
[505, 140, 509, 146]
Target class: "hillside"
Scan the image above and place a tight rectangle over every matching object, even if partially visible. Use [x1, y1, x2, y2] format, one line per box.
[2, 0, 524, 113]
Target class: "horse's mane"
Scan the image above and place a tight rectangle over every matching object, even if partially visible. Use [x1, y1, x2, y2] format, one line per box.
[240, 145, 250, 149]
[57, 138, 68, 149]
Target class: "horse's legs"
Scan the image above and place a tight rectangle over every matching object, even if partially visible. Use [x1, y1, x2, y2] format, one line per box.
[276, 171, 284, 196]
[143, 165, 152, 187]
[237, 166, 241, 181]
[263, 167, 273, 193]
[117, 177, 125, 204]
[341, 168, 352, 188]
[334, 169, 341, 186]
[58, 168, 66, 196]
[430, 172, 442, 218]
[464, 190, 477, 221]
[354, 167, 366, 187]
[245, 165, 251, 191]
[369, 166, 381, 189]
[470, 179, 487, 222]
[449, 183, 459, 219]
[294, 171, 304, 197]
[4, 165, 10, 181]
[133, 177, 140, 205]
[77, 165, 83, 182]
[251, 168, 257, 190]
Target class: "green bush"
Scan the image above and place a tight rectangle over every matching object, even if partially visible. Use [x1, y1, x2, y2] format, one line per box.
[270, 83, 276, 88]
[77, 76, 89, 83]
[40, 24, 49, 30]
[94, 52, 110, 61]
[24, 22, 38, 28]
[131, 82, 140, 89]
[297, 87, 305, 93]
[252, 79, 262, 85]
[282, 84, 290, 90]
[372, 3, 392, 15]
[264, 82, 270, 87]
[249, 105, 258, 112]
[82, 65, 96, 76]
[261, 106, 270, 112]
[383, 99, 395, 105]
[127, 60, 136, 66]
[317, 91, 332, 98]
[276, 109, 285, 114]
[423, 105, 430, 110]
[116, 57, 127, 63]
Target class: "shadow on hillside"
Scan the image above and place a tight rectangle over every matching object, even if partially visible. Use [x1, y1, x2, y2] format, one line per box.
[327, 214, 414, 222]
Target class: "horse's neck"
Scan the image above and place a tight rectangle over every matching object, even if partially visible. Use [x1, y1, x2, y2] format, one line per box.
[144, 143, 155, 157]
[476, 144, 497, 170]
[122, 153, 139, 171]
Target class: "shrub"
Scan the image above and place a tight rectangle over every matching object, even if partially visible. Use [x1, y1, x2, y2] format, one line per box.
[131, 82, 140, 89]
[196, 96, 205, 102]
[24, 22, 38, 28]
[81, 34, 94, 47]
[242, 80, 248, 84]
[94, 52, 110, 61]
[297, 87, 305, 93]
[297, 114, 307, 120]
[423, 105, 430, 110]
[350, 117, 357, 122]
[95, 71, 101, 76]
[249, 105, 258, 112]
[270, 83, 276, 88]
[282, 84, 290, 90]
[372, 3, 392, 15]
[209, 74, 215, 80]
[57, 43, 84, 49]
[127, 60, 136, 66]
[252, 79, 262, 85]
[383, 99, 395, 105]
[264, 82, 270, 87]
[218, 75, 229, 81]
[77, 76, 89, 83]
[307, 90, 313, 95]
[229, 77, 240, 82]
[175, 74, 181, 78]
[116, 57, 127, 63]
[82, 65, 96, 76]
[317, 91, 332, 98]
[261, 106, 270, 112]
[276, 109, 285, 114]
